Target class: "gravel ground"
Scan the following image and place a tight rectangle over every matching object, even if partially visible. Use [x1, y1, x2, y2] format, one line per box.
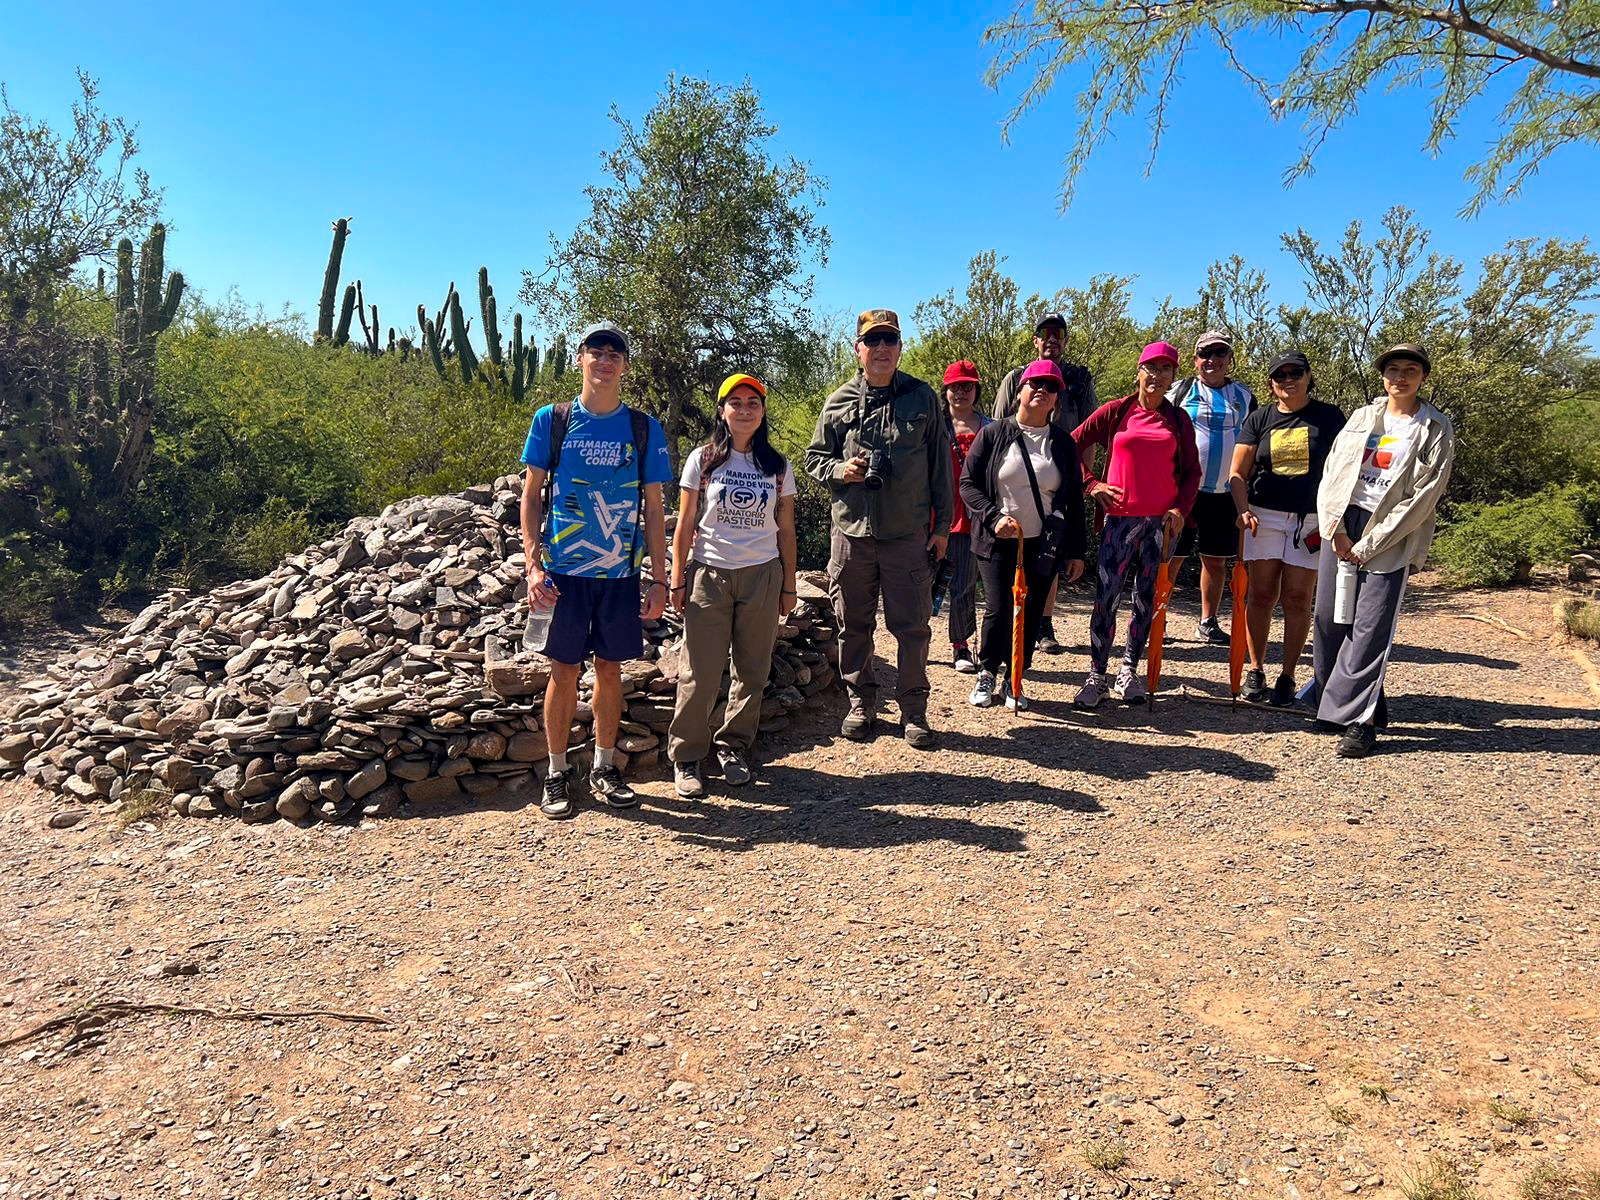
[0, 575, 1596, 1200]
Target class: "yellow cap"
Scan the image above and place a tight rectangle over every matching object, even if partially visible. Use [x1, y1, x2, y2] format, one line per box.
[717, 373, 767, 400]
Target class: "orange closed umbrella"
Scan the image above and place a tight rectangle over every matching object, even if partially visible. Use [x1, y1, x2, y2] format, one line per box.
[1011, 551, 1028, 702]
[1144, 527, 1177, 705]
[1229, 530, 1250, 701]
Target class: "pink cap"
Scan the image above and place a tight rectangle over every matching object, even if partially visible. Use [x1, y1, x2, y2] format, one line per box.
[1020, 358, 1064, 384]
[1139, 341, 1180, 367]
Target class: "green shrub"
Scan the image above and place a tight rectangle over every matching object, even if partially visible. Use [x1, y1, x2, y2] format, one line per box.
[227, 498, 322, 576]
[1432, 484, 1600, 588]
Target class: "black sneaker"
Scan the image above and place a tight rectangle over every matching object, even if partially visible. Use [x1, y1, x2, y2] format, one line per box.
[1337, 723, 1378, 758]
[540, 768, 576, 820]
[1241, 667, 1270, 703]
[1036, 626, 1064, 655]
[1270, 676, 1296, 707]
[589, 763, 637, 808]
[1197, 617, 1230, 646]
[952, 645, 977, 674]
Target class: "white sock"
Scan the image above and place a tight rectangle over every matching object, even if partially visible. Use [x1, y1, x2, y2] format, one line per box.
[549, 751, 569, 774]
[595, 745, 616, 768]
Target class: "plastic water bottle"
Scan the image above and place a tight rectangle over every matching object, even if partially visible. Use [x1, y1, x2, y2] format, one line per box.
[522, 580, 559, 652]
[1333, 560, 1359, 625]
[930, 554, 956, 616]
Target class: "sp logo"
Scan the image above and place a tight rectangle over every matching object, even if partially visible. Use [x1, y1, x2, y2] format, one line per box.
[727, 486, 759, 510]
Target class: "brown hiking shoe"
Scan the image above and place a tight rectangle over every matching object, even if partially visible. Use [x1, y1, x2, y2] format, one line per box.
[901, 710, 936, 750]
[840, 702, 876, 741]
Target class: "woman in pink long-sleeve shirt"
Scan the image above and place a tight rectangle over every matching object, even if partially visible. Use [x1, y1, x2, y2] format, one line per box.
[1070, 341, 1201, 707]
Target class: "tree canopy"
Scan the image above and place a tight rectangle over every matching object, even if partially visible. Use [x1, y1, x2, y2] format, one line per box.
[0, 71, 161, 319]
[522, 74, 829, 480]
[984, 0, 1600, 215]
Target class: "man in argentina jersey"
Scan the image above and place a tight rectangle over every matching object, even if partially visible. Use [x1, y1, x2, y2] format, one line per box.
[1171, 330, 1255, 644]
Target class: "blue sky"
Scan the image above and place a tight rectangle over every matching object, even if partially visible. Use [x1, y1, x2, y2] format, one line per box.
[6, 1, 1594, 350]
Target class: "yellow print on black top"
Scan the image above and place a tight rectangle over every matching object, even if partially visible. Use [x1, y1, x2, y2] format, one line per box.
[1269, 425, 1311, 476]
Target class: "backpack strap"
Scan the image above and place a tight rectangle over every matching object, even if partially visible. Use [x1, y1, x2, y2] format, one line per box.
[536, 401, 575, 542]
[628, 406, 651, 569]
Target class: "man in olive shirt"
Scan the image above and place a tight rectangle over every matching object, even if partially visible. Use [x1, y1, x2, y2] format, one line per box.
[805, 309, 952, 748]
[992, 310, 1097, 654]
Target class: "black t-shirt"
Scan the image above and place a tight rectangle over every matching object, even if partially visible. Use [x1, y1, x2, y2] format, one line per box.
[1237, 398, 1347, 514]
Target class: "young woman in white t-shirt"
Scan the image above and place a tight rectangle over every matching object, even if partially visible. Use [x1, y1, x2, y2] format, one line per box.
[666, 374, 798, 798]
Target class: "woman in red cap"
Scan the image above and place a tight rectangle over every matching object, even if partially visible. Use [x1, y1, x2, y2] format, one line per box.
[667, 373, 797, 797]
[942, 360, 991, 673]
[957, 360, 1086, 710]
[1071, 342, 1201, 707]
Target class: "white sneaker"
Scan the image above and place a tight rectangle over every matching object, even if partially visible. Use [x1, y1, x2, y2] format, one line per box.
[1074, 672, 1109, 709]
[1004, 688, 1029, 712]
[968, 670, 997, 707]
[1110, 668, 1148, 704]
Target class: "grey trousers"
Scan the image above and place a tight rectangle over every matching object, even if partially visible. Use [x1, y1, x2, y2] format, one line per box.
[667, 557, 783, 763]
[829, 531, 933, 710]
[1313, 506, 1408, 728]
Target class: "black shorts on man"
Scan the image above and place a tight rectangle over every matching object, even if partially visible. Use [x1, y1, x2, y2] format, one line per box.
[528, 574, 643, 665]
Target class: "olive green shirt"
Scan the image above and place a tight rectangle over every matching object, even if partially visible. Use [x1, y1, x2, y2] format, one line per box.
[804, 369, 953, 541]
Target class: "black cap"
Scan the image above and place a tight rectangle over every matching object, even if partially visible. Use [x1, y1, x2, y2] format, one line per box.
[1266, 350, 1310, 376]
[1374, 342, 1431, 374]
[1034, 311, 1067, 333]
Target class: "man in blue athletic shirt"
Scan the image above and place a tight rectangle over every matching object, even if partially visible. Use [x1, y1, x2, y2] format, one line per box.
[519, 320, 672, 819]
[1171, 330, 1254, 644]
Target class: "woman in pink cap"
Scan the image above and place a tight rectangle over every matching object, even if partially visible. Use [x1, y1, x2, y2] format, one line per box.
[957, 360, 1086, 710]
[1070, 342, 1201, 707]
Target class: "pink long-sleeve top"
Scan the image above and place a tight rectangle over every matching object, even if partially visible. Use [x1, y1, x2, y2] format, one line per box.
[1072, 395, 1202, 520]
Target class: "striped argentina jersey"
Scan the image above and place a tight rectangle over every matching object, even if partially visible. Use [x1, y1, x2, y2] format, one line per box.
[1177, 379, 1254, 493]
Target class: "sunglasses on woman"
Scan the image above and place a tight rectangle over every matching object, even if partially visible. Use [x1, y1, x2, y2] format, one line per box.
[1024, 378, 1061, 394]
[1270, 368, 1307, 383]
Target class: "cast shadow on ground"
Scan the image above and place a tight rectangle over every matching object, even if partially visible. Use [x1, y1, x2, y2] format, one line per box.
[603, 762, 1103, 853]
[932, 718, 1278, 784]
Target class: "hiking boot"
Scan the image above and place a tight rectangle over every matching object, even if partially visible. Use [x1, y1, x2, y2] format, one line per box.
[1036, 624, 1064, 655]
[902, 710, 937, 750]
[1241, 667, 1269, 703]
[1110, 667, 1148, 704]
[1074, 671, 1109, 709]
[540, 768, 576, 820]
[716, 748, 752, 787]
[968, 670, 998, 708]
[590, 763, 637, 808]
[1337, 723, 1378, 758]
[673, 759, 705, 798]
[1197, 616, 1229, 645]
[1270, 675, 1296, 707]
[840, 702, 876, 741]
[952, 644, 977, 674]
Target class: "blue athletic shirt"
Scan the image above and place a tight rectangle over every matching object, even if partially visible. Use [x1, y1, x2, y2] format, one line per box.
[520, 399, 672, 578]
[1177, 379, 1253, 494]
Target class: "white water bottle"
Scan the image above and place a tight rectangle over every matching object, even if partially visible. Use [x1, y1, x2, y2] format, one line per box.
[523, 578, 560, 652]
[1333, 560, 1359, 625]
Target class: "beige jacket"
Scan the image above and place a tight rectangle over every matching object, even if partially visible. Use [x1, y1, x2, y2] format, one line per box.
[1317, 397, 1455, 574]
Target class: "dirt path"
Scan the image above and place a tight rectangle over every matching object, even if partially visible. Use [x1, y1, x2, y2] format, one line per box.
[1, 577, 1596, 1200]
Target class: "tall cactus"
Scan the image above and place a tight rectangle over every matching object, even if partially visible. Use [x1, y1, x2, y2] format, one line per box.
[418, 304, 446, 377]
[334, 283, 356, 348]
[510, 313, 527, 403]
[478, 267, 504, 372]
[317, 218, 351, 342]
[447, 288, 480, 385]
[356, 281, 381, 353]
[550, 335, 569, 380]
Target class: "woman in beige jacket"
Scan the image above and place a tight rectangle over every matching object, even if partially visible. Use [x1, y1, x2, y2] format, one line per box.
[1313, 343, 1455, 758]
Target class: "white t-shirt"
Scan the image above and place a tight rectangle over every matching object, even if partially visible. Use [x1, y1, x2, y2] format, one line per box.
[994, 424, 1060, 539]
[679, 448, 795, 569]
[1350, 410, 1421, 513]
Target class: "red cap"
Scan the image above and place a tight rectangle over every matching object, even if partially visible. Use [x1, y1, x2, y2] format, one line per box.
[942, 360, 980, 386]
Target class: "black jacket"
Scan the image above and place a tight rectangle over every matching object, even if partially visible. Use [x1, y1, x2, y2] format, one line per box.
[958, 417, 1088, 567]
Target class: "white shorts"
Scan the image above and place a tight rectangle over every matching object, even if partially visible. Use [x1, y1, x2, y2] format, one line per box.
[1243, 506, 1321, 569]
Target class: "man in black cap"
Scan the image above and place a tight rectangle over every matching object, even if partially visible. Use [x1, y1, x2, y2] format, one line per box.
[992, 311, 1096, 654]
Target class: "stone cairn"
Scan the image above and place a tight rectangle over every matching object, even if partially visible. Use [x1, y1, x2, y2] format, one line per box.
[0, 477, 838, 823]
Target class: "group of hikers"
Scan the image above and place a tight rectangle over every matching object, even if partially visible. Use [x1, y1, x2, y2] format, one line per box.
[518, 311, 1456, 819]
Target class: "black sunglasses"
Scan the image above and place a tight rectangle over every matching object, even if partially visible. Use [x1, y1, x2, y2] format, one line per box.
[1270, 367, 1307, 383]
[861, 331, 900, 347]
[584, 337, 627, 355]
[1196, 345, 1231, 360]
[1024, 377, 1061, 394]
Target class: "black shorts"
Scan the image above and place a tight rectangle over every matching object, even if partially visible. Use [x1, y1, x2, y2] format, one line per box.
[1178, 490, 1240, 558]
[528, 573, 643, 665]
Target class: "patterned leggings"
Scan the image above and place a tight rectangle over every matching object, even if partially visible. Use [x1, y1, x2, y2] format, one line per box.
[1089, 515, 1167, 675]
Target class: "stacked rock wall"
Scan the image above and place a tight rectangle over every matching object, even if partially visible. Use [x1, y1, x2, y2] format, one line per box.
[0, 478, 838, 822]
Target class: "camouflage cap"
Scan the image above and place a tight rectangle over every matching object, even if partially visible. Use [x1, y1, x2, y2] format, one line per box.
[856, 309, 901, 340]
